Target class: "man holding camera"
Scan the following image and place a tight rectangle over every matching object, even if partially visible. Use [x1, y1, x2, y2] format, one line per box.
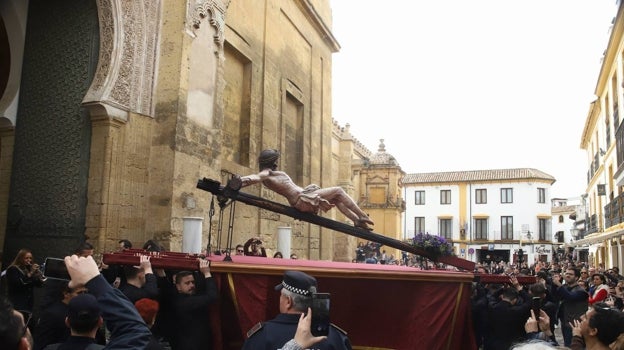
[242, 270, 351, 350]
[243, 237, 267, 257]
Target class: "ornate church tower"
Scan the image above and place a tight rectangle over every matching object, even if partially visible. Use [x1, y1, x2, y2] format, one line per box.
[358, 140, 406, 259]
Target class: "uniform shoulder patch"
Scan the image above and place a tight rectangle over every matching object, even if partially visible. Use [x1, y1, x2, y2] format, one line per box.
[246, 322, 264, 338]
[330, 323, 347, 335]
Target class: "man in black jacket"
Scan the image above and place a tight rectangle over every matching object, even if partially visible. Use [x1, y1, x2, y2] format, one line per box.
[553, 267, 588, 347]
[163, 259, 218, 350]
[484, 277, 531, 350]
[119, 256, 159, 304]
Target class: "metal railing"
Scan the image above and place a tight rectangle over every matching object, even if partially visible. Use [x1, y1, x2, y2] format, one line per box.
[605, 193, 624, 229]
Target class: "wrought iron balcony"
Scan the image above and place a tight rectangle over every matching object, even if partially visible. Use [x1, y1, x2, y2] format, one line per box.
[586, 214, 599, 235]
[605, 192, 624, 229]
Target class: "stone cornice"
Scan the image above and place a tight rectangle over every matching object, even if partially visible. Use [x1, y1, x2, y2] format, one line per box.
[595, 4, 623, 97]
[295, 0, 340, 52]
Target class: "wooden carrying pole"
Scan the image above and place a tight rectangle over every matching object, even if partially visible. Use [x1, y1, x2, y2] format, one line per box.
[197, 178, 476, 271]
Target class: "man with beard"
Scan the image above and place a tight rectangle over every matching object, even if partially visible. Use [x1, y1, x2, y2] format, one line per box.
[163, 259, 218, 350]
[552, 267, 589, 347]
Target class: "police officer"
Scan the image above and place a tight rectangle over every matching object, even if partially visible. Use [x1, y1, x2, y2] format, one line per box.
[242, 271, 351, 350]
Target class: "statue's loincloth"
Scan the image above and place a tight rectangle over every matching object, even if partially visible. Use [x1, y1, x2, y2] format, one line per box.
[293, 184, 334, 214]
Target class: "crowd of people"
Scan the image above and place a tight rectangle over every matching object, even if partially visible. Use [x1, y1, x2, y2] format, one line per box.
[0, 239, 222, 350]
[7, 236, 624, 349]
[471, 259, 624, 349]
[0, 239, 348, 350]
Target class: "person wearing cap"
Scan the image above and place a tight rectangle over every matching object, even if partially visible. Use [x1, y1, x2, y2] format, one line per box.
[43, 254, 151, 350]
[242, 270, 351, 350]
[228, 149, 374, 230]
[42, 293, 104, 350]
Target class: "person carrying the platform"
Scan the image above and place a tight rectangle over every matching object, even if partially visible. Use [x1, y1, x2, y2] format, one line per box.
[119, 255, 159, 304]
[228, 149, 374, 230]
[160, 259, 218, 350]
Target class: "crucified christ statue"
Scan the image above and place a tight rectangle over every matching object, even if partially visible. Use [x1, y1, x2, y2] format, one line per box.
[227, 149, 374, 230]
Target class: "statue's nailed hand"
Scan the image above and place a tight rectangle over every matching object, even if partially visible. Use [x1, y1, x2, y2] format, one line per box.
[226, 175, 242, 191]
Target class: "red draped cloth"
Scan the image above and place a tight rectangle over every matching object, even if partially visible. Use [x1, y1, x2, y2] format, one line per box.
[206, 256, 476, 350]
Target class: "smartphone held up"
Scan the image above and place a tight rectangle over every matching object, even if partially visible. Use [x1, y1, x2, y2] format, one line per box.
[531, 297, 541, 318]
[311, 293, 331, 337]
[42, 257, 71, 281]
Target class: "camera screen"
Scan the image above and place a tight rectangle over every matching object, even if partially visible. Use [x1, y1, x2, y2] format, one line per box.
[43, 258, 71, 281]
[311, 293, 330, 337]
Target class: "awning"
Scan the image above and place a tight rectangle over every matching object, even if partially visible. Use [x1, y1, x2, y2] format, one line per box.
[537, 214, 552, 219]
[567, 229, 624, 247]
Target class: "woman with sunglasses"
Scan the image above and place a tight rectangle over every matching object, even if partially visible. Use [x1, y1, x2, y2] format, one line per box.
[5, 249, 45, 314]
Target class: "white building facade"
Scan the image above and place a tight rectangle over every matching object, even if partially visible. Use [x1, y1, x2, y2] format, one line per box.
[403, 169, 556, 265]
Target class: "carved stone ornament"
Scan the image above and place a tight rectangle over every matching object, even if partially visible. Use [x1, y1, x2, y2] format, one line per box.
[82, 0, 161, 120]
[186, 0, 230, 48]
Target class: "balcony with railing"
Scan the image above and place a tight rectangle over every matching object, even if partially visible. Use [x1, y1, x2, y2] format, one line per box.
[605, 192, 624, 228]
[588, 152, 600, 184]
[586, 214, 599, 235]
[616, 121, 624, 176]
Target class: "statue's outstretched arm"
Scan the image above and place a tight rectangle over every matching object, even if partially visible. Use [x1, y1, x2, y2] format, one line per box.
[227, 172, 265, 191]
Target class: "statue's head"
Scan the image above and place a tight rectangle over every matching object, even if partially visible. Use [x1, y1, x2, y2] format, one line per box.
[258, 149, 280, 171]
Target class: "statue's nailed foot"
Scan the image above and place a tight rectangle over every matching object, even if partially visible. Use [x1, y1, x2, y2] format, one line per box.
[354, 219, 373, 231]
[359, 216, 374, 225]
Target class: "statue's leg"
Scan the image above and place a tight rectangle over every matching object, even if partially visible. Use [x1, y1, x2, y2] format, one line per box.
[333, 195, 373, 229]
[333, 201, 360, 222]
[316, 187, 374, 227]
[335, 192, 373, 224]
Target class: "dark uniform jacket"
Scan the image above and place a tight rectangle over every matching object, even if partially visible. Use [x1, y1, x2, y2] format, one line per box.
[242, 313, 351, 350]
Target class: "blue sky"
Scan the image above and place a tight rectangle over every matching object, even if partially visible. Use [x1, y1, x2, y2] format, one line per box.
[331, 1, 618, 198]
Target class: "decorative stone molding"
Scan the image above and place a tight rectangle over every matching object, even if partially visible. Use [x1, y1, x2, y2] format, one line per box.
[83, 0, 161, 119]
[186, 0, 230, 49]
